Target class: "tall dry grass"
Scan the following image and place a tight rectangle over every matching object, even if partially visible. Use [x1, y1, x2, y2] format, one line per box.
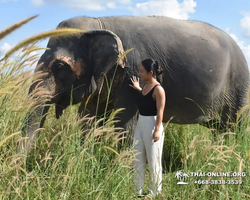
[0, 42, 136, 199]
[0, 15, 249, 200]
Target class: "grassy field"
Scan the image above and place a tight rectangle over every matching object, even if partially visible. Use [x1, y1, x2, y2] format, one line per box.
[0, 18, 250, 200]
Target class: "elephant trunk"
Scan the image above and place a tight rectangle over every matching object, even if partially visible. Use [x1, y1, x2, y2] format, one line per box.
[17, 72, 55, 154]
[17, 102, 51, 154]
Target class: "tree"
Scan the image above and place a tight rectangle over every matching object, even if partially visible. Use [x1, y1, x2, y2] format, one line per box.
[175, 170, 183, 181]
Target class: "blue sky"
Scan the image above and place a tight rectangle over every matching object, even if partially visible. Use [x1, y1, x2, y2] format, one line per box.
[0, 0, 250, 68]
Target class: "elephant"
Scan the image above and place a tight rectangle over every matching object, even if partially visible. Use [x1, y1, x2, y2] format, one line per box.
[19, 16, 250, 153]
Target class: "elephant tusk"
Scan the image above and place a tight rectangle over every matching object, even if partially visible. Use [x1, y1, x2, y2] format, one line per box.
[90, 76, 97, 95]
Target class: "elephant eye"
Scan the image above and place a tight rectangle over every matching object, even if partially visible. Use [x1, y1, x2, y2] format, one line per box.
[51, 60, 72, 80]
[54, 63, 63, 70]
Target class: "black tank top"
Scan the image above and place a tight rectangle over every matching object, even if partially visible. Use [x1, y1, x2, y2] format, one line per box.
[138, 84, 160, 116]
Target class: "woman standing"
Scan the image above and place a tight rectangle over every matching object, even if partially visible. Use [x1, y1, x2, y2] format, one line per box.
[129, 58, 166, 197]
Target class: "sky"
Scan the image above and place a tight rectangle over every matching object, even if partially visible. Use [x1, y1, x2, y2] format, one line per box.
[0, 0, 250, 69]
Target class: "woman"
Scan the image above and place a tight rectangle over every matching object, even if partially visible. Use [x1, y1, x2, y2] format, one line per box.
[129, 58, 166, 197]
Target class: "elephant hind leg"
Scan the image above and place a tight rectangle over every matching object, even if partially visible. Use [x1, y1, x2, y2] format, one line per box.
[200, 103, 246, 141]
[221, 92, 249, 134]
[199, 120, 226, 131]
[199, 120, 227, 141]
[199, 105, 234, 140]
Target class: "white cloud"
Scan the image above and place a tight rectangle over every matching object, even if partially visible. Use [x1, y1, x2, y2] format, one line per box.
[0, 42, 12, 53]
[226, 30, 250, 67]
[129, 0, 196, 20]
[0, 42, 24, 56]
[1, 42, 38, 58]
[119, 0, 131, 4]
[107, 2, 116, 9]
[28, 0, 195, 16]
[240, 12, 250, 37]
[225, 27, 231, 33]
[0, 42, 39, 71]
[30, 0, 131, 10]
[31, 0, 43, 6]
[62, 0, 105, 11]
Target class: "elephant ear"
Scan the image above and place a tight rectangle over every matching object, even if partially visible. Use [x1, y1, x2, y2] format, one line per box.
[85, 29, 127, 69]
[83, 29, 127, 95]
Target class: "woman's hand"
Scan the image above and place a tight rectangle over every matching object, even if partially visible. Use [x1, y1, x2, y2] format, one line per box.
[152, 129, 160, 142]
[129, 76, 142, 92]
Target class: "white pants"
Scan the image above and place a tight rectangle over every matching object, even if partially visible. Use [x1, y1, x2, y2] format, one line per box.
[132, 114, 164, 196]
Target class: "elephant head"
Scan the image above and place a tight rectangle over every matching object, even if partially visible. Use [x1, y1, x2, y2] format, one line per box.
[19, 29, 127, 153]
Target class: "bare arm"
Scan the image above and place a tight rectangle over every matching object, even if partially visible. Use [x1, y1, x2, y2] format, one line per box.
[153, 86, 166, 142]
[155, 86, 165, 130]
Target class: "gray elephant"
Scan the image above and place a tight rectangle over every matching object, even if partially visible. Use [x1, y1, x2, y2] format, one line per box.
[20, 16, 249, 152]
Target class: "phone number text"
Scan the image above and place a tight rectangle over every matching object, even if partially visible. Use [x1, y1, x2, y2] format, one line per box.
[194, 180, 242, 185]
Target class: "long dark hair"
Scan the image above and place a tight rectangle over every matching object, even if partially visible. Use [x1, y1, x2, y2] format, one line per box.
[141, 58, 163, 83]
[141, 58, 163, 76]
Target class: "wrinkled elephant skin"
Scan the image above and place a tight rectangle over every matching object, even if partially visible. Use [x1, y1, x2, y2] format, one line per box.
[20, 16, 250, 153]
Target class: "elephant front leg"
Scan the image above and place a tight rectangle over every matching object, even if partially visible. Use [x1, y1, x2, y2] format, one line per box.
[77, 100, 112, 119]
[77, 101, 96, 146]
[113, 95, 139, 148]
[78, 100, 113, 146]
[18, 103, 50, 155]
[78, 101, 97, 119]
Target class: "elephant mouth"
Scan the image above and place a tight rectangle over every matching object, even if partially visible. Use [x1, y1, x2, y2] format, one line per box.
[53, 76, 97, 119]
[55, 98, 70, 119]
[55, 102, 65, 119]
[54, 90, 87, 119]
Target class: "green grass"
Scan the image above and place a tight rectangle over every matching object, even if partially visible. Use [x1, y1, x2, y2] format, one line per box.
[0, 17, 250, 200]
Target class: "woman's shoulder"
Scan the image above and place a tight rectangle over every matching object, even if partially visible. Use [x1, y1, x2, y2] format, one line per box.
[154, 82, 163, 88]
[154, 83, 165, 94]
